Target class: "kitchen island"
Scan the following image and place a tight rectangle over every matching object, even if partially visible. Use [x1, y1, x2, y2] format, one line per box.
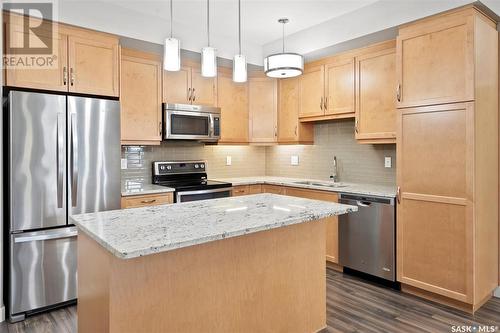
[71, 193, 356, 333]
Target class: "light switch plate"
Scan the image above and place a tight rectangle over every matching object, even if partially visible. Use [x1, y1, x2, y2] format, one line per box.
[384, 157, 392, 168]
[226, 156, 232, 166]
[121, 158, 128, 170]
[291, 155, 299, 166]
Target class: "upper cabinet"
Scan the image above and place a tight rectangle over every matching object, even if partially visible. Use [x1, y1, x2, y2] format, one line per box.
[325, 57, 355, 117]
[278, 77, 314, 144]
[249, 77, 278, 144]
[163, 62, 217, 106]
[217, 71, 248, 144]
[4, 12, 119, 97]
[355, 43, 397, 144]
[298, 65, 325, 118]
[396, 9, 475, 108]
[120, 48, 162, 145]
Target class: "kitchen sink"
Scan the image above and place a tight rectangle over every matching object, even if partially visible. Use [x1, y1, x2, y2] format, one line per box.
[292, 181, 348, 188]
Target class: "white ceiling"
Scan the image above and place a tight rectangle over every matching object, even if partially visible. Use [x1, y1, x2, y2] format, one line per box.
[56, 0, 500, 65]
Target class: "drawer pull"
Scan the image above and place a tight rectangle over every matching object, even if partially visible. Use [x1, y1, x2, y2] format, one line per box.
[141, 199, 157, 204]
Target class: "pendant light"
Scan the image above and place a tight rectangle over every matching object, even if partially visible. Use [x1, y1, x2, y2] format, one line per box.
[264, 18, 304, 78]
[232, 0, 247, 82]
[201, 0, 217, 77]
[164, 0, 180, 71]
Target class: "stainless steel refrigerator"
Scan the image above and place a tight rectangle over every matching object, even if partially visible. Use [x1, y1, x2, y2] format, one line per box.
[6, 90, 121, 322]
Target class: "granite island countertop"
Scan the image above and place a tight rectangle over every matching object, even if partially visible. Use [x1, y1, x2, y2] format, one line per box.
[213, 176, 397, 198]
[71, 193, 357, 259]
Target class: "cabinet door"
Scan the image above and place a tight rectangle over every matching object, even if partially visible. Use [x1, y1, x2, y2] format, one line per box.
[355, 48, 396, 143]
[217, 73, 248, 143]
[299, 65, 325, 118]
[397, 103, 473, 302]
[396, 12, 474, 108]
[325, 58, 355, 117]
[191, 68, 217, 106]
[120, 49, 162, 144]
[283, 187, 339, 263]
[249, 77, 278, 143]
[163, 66, 191, 104]
[67, 34, 119, 97]
[261, 185, 284, 195]
[278, 77, 314, 144]
[5, 17, 68, 92]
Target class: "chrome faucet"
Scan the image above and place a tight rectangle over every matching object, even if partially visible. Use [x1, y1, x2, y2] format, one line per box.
[330, 156, 339, 183]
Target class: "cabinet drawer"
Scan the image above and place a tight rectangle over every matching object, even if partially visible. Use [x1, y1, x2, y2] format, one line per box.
[232, 186, 249, 196]
[121, 193, 173, 209]
[262, 185, 284, 195]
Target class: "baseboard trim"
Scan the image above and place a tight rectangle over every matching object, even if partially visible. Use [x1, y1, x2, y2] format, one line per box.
[494, 287, 500, 298]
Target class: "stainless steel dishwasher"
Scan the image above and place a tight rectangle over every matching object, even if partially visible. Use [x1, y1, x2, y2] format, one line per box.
[338, 193, 396, 281]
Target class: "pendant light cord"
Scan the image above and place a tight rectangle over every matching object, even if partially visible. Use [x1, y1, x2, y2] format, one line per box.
[207, 0, 210, 46]
[238, 0, 241, 55]
[169, 0, 173, 38]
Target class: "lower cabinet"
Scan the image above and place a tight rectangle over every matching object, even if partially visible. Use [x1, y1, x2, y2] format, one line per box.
[121, 193, 174, 209]
[238, 184, 340, 264]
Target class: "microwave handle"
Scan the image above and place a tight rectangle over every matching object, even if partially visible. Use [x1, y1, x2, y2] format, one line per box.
[209, 114, 215, 137]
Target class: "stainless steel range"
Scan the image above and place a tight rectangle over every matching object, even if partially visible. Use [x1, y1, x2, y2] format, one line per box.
[152, 161, 232, 202]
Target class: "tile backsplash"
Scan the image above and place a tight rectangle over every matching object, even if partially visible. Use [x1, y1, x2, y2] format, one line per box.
[122, 120, 396, 186]
[266, 120, 396, 186]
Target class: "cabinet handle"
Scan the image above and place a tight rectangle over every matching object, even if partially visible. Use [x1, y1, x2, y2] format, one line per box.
[159, 122, 162, 136]
[141, 199, 157, 204]
[355, 119, 359, 134]
[187, 88, 192, 101]
[396, 186, 401, 204]
[63, 67, 67, 85]
[320, 97, 323, 111]
[396, 84, 401, 102]
[294, 125, 297, 136]
[70, 68, 75, 86]
[324, 97, 328, 110]
[274, 126, 277, 138]
[192, 88, 196, 102]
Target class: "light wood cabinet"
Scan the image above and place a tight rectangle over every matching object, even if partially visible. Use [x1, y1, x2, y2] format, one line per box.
[298, 65, 325, 118]
[249, 77, 278, 143]
[121, 193, 173, 209]
[283, 187, 340, 264]
[261, 184, 284, 195]
[163, 63, 217, 106]
[355, 44, 397, 144]
[396, 6, 498, 312]
[4, 13, 119, 97]
[232, 185, 262, 196]
[120, 48, 162, 145]
[396, 9, 475, 108]
[217, 71, 248, 143]
[278, 77, 314, 144]
[325, 57, 355, 117]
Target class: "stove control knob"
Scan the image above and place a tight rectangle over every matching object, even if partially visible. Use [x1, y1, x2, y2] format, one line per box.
[200, 164, 205, 169]
[166, 165, 172, 170]
[194, 164, 199, 169]
[160, 165, 166, 171]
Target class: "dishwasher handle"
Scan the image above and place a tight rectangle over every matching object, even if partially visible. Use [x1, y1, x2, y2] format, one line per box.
[356, 200, 372, 207]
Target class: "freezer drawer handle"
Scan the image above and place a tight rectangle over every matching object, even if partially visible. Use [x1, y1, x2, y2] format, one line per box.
[14, 230, 78, 243]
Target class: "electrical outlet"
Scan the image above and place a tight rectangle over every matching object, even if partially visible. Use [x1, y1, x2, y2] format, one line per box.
[121, 158, 128, 170]
[226, 156, 232, 166]
[291, 155, 299, 166]
[384, 157, 392, 168]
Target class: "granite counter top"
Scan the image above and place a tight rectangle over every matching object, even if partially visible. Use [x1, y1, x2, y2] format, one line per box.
[121, 180, 175, 197]
[214, 176, 397, 198]
[71, 193, 357, 259]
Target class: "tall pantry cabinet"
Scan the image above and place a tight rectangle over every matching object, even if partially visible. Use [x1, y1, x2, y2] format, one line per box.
[396, 6, 498, 312]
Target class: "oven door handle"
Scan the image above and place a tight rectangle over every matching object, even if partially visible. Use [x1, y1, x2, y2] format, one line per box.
[176, 187, 233, 202]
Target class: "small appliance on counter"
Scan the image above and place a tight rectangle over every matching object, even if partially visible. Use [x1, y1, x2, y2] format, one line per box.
[163, 104, 221, 142]
[152, 161, 232, 202]
[338, 193, 396, 283]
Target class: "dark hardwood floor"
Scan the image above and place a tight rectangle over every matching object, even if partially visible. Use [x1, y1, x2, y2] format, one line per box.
[1, 268, 499, 333]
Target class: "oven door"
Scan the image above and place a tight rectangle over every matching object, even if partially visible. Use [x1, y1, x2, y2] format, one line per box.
[176, 188, 233, 203]
[165, 110, 213, 140]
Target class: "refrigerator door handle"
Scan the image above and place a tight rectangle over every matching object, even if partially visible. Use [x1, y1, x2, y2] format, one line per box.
[70, 113, 78, 207]
[56, 112, 64, 208]
[13, 227, 78, 243]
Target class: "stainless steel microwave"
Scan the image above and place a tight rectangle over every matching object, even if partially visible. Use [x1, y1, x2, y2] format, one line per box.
[163, 104, 221, 141]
